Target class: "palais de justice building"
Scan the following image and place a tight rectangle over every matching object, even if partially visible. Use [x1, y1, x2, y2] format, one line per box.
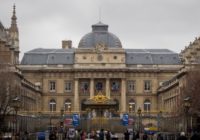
[19, 21, 183, 129]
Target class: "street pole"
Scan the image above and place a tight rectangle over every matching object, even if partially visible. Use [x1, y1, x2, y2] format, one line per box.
[184, 97, 191, 135]
[15, 109, 18, 135]
[12, 96, 20, 136]
[49, 114, 52, 131]
[157, 111, 162, 132]
[137, 107, 141, 133]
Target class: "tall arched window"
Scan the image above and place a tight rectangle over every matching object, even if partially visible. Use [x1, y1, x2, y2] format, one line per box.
[49, 99, 56, 112]
[64, 99, 71, 112]
[144, 99, 151, 112]
[129, 99, 135, 112]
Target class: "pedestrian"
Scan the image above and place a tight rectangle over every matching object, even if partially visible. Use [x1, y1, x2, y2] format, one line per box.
[99, 129, 104, 140]
[142, 133, 148, 140]
[49, 131, 57, 140]
[157, 134, 163, 140]
[80, 131, 87, 140]
[74, 130, 81, 140]
[106, 130, 111, 140]
[22, 131, 29, 140]
[177, 132, 187, 140]
[135, 131, 140, 140]
[124, 129, 130, 140]
[90, 130, 97, 140]
[190, 131, 200, 140]
[132, 131, 136, 140]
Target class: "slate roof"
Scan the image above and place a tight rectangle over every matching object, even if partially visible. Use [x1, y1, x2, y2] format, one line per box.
[21, 48, 74, 65]
[78, 22, 122, 48]
[125, 49, 181, 65]
[21, 48, 181, 65]
[0, 21, 8, 42]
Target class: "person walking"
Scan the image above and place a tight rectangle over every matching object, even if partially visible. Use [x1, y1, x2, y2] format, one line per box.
[157, 134, 163, 140]
[177, 132, 187, 140]
[99, 129, 104, 140]
[135, 131, 140, 140]
[124, 129, 130, 140]
[190, 131, 200, 140]
[132, 131, 136, 140]
[49, 131, 57, 140]
[106, 130, 111, 140]
[22, 131, 29, 140]
[142, 133, 148, 140]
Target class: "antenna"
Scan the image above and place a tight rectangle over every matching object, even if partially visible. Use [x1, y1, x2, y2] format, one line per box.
[99, 7, 101, 22]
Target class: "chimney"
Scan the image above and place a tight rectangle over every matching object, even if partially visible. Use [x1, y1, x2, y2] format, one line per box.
[62, 40, 72, 49]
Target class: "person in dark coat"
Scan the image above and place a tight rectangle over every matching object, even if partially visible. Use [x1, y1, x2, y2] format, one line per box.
[22, 131, 29, 140]
[99, 129, 104, 140]
[135, 131, 140, 140]
[142, 133, 148, 140]
[157, 133, 163, 140]
[190, 131, 200, 140]
[132, 131, 136, 140]
[106, 130, 111, 140]
[124, 129, 130, 140]
[49, 131, 57, 140]
[177, 132, 187, 140]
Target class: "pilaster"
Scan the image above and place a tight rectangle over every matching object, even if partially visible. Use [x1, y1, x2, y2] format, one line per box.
[74, 79, 79, 112]
[121, 78, 126, 112]
[90, 78, 94, 98]
[106, 78, 110, 98]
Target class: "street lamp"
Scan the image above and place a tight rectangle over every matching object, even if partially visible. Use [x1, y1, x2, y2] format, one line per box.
[157, 111, 162, 132]
[60, 108, 64, 127]
[184, 97, 191, 134]
[12, 96, 21, 135]
[137, 107, 142, 133]
[129, 105, 134, 130]
[38, 112, 42, 130]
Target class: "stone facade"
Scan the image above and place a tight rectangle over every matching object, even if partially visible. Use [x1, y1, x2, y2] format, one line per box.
[0, 6, 42, 133]
[158, 38, 200, 132]
[19, 23, 183, 130]
[4, 5, 200, 132]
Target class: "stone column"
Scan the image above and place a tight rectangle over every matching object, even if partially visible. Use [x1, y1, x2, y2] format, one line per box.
[90, 78, 94, 98]
[74, 79, 79, 112]
[121, 78, 126, 113]
[106, 78, 110, 98]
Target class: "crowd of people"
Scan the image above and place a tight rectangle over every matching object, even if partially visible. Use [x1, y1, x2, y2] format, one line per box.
[5, 128, 200, 140]
[48, 128, 200, 140]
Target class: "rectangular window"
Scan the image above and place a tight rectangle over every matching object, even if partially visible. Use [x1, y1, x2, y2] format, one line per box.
[111, 81, 120, 91]
[50, 104, 56, 112]
[144, 80, 151, 92]
[49, 81, 56, 92]
[127, 80, 135, 92]
[65, 81, 72, 92]
[81, 81, 89, 94]
[144, 103, 151, 112]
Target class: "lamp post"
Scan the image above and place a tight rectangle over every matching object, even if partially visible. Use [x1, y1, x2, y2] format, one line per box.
[49, 112, 52, 131]
[137, 107, 142, 133]
[60, 108, 64, 127]
[38, 112, 41, 130]
[129, 105, 134, 130]
[12, 96, 21, 136]
[157, 111, 162, 132]
[184, 97, 191, 134]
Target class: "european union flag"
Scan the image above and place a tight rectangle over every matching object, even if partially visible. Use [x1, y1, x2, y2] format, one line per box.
[72, 114, 79, 127]
[122, 113, 129, 126]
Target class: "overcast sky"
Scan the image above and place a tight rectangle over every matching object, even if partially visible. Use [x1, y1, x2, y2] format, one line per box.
[0, 0, 200, 60]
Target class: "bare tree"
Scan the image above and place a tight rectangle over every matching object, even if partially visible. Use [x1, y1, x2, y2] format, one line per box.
[0, 64, 19, 132]
[182, 70, 200, 114]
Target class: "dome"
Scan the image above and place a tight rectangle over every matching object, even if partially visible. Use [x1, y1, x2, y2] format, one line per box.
[78, 22, 122, 48]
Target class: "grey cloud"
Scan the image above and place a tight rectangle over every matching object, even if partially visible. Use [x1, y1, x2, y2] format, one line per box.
[0, 0, 200, 60]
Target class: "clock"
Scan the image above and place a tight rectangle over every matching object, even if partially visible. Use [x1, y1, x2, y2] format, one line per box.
[97, 54, 103, 61]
